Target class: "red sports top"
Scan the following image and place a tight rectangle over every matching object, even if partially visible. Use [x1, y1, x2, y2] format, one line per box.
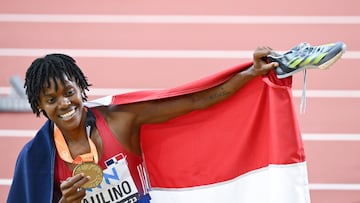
[54, 108, 148, 196]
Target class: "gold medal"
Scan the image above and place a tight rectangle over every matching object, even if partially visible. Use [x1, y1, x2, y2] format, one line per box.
[54, 123, 103, 189]
[72, 162, 103, 188]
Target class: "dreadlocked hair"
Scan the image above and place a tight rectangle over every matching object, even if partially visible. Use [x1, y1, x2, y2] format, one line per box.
[24, 53, 91, 117]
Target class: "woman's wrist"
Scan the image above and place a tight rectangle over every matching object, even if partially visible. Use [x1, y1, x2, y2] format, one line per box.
[239, 65, 257, 78]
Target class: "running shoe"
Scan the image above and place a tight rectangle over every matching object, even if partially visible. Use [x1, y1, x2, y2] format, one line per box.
[267, 42, 346, 79]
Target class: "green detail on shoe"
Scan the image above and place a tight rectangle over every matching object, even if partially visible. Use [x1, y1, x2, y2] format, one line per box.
[299, 54, 316, 66]
[312, 52, 327, 64]
[288, 58, 304, 68]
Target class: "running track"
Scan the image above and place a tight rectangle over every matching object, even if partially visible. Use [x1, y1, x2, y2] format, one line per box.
[0, 0, 359, 202]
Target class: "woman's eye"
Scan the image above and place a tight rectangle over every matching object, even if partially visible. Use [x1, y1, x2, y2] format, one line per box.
[47, 98, 56, 104]
[66, 89, 75, 96]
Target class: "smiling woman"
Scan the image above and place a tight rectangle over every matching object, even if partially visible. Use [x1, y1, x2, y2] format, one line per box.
[7, 50, 281, 203]
[7, 42, 346, 203]
[24, 54, 91, 117]
[38, 78, 86, 132]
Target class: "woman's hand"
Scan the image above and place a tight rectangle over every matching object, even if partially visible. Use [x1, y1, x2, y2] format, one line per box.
[250, 46, 279, 76]
[58, 173, 89, 203]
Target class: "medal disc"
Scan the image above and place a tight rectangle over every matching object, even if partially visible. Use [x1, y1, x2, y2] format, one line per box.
[73, 162, 103, 188]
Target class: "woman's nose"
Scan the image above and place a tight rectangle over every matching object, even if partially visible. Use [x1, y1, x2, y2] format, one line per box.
[59, 97, 71, 107]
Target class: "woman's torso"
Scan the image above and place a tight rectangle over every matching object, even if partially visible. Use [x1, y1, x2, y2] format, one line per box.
[54, 107, 150, 199]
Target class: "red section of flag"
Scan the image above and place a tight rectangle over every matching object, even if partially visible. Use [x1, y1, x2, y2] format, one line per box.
[111, 62, 304, 188]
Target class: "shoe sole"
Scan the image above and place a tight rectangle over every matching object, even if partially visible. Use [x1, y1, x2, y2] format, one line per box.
[276, 44, 346, 79]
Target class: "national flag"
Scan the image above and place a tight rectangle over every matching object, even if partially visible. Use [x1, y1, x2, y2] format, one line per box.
[86, 61, 311, 203]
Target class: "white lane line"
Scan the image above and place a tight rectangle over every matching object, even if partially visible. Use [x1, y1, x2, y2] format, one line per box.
[0, 87, 145, 96]
[1, 49, 254, 58]
[292, 90, 360, 98]
[0, 49, 358, 59]
[0, 178, 359, 191]
[2, 87, 360, 98]
[309, 183, 360, 190]
[0, 130, 37, 137]
[0, 14, 360, 24]
[301, 134, 360, 141]
[1, 131, 360, 141]
[0, 179, 12, 185]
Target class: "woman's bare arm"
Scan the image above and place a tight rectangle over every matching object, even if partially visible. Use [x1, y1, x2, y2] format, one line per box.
[124, 47, 279, 125]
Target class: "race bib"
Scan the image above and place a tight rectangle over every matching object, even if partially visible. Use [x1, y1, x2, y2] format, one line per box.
[82, 157, 139, 203]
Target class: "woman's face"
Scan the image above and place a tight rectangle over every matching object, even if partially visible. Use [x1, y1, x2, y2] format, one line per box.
[38, 76, 86, 132]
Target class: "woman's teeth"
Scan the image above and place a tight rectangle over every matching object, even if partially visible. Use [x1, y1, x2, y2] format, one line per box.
[60, 109, 75, 119]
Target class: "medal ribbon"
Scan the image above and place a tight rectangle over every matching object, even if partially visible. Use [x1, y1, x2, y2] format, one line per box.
[54, 124, 98, 164]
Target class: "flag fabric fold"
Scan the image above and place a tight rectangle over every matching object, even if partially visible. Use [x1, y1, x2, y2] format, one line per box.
[86, 61, 310, 203]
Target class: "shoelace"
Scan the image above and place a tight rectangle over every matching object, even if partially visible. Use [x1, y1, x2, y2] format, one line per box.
[300, 69, 307, 114]
[298, 43, 331, 114]
[291, 43, 311, 114]
[291, 43, 312, 57]
[290, 42, 336, 114]
[277, 42, 329, 114]
[294, 43, 329, 60]
[292, 42, 330, 114]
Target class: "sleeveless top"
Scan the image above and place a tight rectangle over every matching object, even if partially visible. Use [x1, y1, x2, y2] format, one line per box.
[54, 108, 150, 200]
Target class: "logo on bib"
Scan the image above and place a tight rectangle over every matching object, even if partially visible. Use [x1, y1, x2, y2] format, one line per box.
[82, 157, 139, 203]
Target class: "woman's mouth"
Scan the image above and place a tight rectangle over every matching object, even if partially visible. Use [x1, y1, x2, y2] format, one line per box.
[59, 109, 76, 119]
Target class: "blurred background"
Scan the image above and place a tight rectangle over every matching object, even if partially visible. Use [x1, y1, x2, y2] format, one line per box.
[0, 0, 359, 202]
